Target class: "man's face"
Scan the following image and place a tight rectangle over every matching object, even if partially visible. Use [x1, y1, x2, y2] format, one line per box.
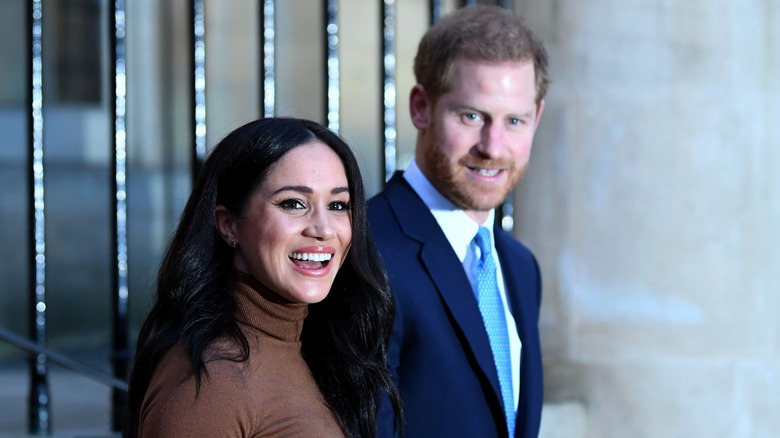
[412, 58, 544, 223]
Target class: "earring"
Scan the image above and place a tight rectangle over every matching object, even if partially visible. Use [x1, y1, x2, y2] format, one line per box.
[229, 240, 237, 248]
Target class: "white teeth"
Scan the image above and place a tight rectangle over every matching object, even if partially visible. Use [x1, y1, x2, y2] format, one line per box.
[475, 168, 500, 177]
[289, 252, 333, 262]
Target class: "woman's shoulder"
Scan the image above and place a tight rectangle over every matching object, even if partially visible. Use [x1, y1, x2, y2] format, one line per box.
[139, 342, 260, 436]
[144, 341, 252, 401]
[139, 338, 345, 437]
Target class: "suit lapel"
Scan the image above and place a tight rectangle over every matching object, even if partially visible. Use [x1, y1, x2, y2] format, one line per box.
[495, 227, 542, 436]
[419, 240, 499, 387]
[495, 229, 529, 347]
[383, 174, 504, 401]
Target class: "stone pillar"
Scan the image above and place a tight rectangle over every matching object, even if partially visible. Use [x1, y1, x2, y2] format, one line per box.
[514, 1, 780, 436]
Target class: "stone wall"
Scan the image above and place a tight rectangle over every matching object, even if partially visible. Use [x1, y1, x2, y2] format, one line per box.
[515, 1, 780, 436]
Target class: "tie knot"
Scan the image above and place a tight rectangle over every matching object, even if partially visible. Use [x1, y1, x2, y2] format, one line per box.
[474, 227, 492, 262]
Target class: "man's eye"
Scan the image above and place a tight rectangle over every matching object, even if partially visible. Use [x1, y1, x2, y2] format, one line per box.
[508, 117, 530, 127]
[278, 199, 306, 210]
[328, 201, 350, 211]
[463, 113, 479, 121]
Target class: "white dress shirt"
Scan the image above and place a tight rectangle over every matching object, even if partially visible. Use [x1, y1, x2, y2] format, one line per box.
[403, 159, 521, 410]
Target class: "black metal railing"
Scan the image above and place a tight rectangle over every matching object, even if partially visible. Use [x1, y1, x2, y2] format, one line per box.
[109, 0, 131, 430]
[26, 0, 50, 433]
[0, 326, 128, 393]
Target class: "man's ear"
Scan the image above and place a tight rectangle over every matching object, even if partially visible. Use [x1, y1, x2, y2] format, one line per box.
[409, 84, 431, 130]
[215, 205, 238, 246]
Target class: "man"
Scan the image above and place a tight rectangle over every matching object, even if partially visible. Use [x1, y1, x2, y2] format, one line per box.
[369, 5, 549, 438]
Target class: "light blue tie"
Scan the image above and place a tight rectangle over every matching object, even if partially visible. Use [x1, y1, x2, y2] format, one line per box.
[474, 227, 515, 437]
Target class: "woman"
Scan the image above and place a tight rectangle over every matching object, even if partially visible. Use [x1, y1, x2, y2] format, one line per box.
[126, 118, 402, 437]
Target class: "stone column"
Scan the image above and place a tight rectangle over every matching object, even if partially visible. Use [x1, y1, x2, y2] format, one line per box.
[514, 1, 780, 436]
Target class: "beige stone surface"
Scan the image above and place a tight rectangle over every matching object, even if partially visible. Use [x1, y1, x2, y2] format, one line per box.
[204, 0, 260, 143]
[540, 401, 587, 438]
[516, 0, 780, 436]
[734, 364, 780, 437]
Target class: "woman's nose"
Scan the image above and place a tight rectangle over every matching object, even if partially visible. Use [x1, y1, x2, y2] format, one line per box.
[303, 208, 336, 240]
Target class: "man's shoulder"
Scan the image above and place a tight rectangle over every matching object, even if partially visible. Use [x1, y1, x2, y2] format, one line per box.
[366, 189, 388, 210]
[367, 175, 426, 230]
[367, 181, 439, 255]
[367, 188, 394, 224]
[367, 186, 403, 243]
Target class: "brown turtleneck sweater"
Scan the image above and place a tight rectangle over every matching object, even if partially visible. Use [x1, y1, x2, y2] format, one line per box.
[138, 273, 345, 437]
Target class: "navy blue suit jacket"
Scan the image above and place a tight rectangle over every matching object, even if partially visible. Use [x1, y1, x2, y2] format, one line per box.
[369, 173, 543, 438]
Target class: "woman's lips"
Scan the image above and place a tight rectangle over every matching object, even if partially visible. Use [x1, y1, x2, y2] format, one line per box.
[288, 247, 335, 275]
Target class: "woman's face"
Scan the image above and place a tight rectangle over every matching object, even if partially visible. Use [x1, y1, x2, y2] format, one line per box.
[218, 141, 352, 303]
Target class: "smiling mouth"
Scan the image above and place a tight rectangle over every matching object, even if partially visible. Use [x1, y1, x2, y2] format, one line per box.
[288, 252, 333, 270]
[468, 166, 501, 177]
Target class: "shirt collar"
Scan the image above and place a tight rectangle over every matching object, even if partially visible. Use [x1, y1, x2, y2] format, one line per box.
[403, 159, 495, 262]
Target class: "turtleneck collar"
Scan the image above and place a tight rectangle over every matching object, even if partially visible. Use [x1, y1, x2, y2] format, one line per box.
[233, 270, 309, 343]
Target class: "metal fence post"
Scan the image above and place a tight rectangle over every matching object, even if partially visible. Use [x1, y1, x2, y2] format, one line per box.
[27, 0, 51, 433]
[110, 0, 130, 431]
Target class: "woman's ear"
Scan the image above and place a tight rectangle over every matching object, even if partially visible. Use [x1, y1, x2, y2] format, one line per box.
[215, 205, 239, 247]
[409, 84, 431, 130]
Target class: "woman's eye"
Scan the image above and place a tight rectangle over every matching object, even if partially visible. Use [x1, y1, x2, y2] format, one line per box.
[278, 199, 306, 210]
[328, 201, 350, 211]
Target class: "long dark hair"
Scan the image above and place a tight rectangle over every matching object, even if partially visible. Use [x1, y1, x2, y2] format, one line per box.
[125, 117, 402, 437]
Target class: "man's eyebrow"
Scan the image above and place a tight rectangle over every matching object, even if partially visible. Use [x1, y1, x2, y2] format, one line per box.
[512, 110, 536, 119]
[454, 104, 535, 119]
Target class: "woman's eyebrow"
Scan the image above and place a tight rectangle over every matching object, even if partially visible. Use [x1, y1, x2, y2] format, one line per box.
[272, 185, 349, 195]
[273, 185, 312, 195]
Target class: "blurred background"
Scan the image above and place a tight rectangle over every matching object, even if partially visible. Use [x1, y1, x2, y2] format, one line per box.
[0, 0, 777, 437]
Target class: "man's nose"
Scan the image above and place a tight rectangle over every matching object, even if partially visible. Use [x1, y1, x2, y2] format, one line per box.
[476, 122, 504, 158]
